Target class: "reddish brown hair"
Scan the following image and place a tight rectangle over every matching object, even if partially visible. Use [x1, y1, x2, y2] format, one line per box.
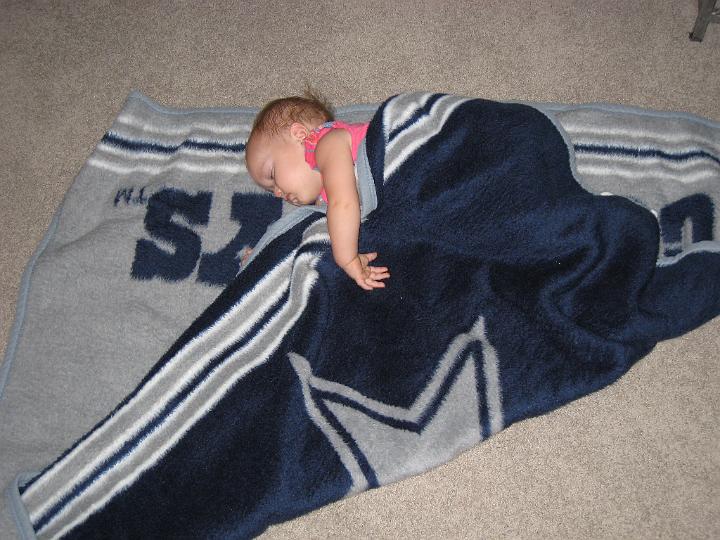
[250, 89, 334, 137]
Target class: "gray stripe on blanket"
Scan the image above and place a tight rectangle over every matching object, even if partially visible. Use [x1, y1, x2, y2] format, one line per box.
[384, 94, 469, 181]
[23, 252, 297, 514]
[32, 253, 321, 539]
[24, 265, 293, 528]
[555, 107, 720, 244]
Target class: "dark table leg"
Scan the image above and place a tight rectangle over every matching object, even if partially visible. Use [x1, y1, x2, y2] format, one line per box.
[690, 0, 718, 41]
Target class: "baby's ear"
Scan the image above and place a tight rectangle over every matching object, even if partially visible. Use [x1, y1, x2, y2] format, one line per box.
[289, 122, 309, 141]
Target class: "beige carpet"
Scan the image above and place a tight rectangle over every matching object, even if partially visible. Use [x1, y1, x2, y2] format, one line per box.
[1, 1, 718, 537]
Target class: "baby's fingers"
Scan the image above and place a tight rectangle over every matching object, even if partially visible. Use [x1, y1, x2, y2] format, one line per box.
[355, 276, 386, 290]
[355, 278, 374, 291]
[369, 268, 390, 281]
[364, 278, 386, 289]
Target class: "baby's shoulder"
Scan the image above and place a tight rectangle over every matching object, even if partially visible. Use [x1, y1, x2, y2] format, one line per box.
[315, 126, 352, 151]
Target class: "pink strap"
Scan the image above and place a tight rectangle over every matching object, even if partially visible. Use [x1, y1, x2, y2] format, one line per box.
[304, 121, 369, 204]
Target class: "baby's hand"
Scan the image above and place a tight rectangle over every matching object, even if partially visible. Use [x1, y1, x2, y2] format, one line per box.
[343, 252, 390, 291]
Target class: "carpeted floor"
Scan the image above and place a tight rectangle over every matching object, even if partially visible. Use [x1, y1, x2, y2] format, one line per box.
[1, 1, 718, 537]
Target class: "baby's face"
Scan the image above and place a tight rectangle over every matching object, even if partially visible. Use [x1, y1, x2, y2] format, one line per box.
[245, 125, 323, 206]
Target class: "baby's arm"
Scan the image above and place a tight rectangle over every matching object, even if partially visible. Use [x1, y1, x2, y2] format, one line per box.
[315, 130, 389, 290]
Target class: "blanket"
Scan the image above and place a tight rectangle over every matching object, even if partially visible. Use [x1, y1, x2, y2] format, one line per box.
[4, 92, 720, 539]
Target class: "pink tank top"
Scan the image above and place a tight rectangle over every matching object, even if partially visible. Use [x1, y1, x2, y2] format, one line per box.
[304, 120, 369, 203]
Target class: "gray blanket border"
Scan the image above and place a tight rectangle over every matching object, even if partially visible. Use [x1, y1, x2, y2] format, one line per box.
[3, 92, 720, 539]
[6, 474, 37, 540]
[0, 211, 61, 403]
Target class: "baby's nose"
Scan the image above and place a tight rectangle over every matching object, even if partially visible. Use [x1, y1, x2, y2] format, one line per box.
[273, 187, 284, 198]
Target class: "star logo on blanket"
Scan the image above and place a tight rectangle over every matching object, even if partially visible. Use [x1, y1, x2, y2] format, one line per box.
[288, 315, 504, 493]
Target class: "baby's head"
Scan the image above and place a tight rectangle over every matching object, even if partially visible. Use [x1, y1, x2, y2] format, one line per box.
[251, 93, 333, 137]
[245, 93, 333, 205]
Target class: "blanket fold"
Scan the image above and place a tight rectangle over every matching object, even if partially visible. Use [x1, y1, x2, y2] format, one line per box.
[9, 92, 720, 539]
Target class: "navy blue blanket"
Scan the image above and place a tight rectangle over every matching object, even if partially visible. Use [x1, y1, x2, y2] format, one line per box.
[15, 93, 720, 538]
